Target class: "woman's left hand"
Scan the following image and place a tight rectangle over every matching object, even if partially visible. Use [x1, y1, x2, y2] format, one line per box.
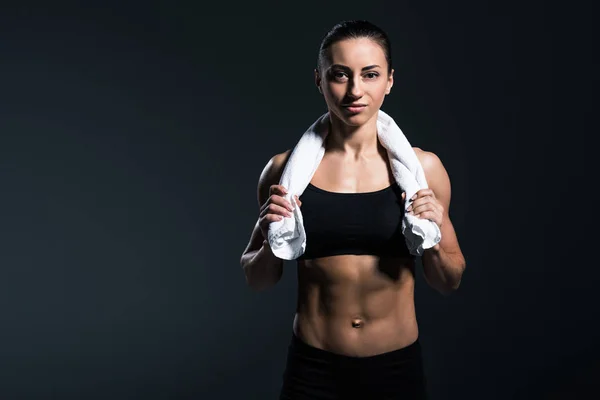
[402, 189, 444, 228]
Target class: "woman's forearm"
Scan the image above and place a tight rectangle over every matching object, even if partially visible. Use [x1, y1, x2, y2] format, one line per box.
[241, 240, 284, 291]
[421, 244, 466, 295]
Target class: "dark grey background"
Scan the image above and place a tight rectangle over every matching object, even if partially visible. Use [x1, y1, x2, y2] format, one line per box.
[0, 1, 595, 399]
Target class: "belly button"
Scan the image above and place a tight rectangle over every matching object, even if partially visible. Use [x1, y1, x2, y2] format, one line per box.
[351, 318, 364, 328]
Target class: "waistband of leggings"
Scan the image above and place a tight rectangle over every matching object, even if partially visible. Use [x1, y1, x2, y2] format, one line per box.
[289, 331, 422, 366]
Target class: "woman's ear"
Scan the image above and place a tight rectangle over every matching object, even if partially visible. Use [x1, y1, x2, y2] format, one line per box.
[385, 68, 394, 95]
[314, 69, 322, 93]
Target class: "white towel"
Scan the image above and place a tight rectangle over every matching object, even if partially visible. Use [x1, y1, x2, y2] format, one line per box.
[267, 109, 442, 260]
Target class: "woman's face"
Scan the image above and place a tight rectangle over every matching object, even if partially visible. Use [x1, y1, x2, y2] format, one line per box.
[316, 38, 394, 127]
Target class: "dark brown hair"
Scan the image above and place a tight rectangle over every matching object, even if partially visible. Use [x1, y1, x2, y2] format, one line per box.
[317, 20, 393, 74]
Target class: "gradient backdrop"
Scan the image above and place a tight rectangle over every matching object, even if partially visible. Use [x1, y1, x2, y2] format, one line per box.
[0, 2, 595, 399]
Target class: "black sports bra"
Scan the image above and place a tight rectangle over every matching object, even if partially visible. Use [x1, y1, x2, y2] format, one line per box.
[296, 182, 413, 260]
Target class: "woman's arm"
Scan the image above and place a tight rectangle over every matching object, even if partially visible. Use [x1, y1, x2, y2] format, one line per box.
[415, 149, 467, 295]
[241, 223, 283, 291]
[240, 151, 291, 291]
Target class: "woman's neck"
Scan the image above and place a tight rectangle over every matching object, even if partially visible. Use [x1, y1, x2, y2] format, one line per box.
[326, 112, 380, 158]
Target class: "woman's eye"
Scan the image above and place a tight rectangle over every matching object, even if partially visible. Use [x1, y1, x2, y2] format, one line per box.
[329, 71, 378, 80]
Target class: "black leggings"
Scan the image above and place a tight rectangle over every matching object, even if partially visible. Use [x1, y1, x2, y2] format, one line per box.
[279, 332, 428, 400]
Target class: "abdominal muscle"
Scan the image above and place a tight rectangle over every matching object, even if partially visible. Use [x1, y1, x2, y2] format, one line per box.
[293, 254, 419, 357]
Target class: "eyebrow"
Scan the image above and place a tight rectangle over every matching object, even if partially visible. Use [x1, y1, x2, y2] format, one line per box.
[329, 64, 381, 72]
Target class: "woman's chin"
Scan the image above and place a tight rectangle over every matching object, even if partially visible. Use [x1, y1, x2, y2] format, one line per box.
[328, 106, 376, 127]
[340, 111, 374, 126]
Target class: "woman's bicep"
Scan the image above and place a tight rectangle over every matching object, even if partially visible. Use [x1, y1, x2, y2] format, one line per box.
[256, 149, 292, 207]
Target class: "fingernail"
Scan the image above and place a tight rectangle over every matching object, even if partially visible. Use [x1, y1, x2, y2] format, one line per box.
[411, 194, 417, 200]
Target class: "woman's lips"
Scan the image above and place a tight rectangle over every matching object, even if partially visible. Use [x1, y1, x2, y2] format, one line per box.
[343, 105, 367, 114]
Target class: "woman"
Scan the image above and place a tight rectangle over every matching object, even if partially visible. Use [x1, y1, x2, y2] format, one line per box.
[240, 20, 466, 400]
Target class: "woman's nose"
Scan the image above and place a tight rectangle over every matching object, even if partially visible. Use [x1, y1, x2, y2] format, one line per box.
[347, 79, 364, 98]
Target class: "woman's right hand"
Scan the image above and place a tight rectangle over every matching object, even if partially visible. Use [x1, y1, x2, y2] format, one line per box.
[259, 184, 302, 240]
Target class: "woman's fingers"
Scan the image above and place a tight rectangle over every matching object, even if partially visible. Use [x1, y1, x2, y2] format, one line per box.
[409, 203, 435, 215]
[260, 194, 293, 213]
[269, 184, 287, 196]
[408, 199, 443, 216]
[261, 213, 285, 223]
[260, 203, 293, 218]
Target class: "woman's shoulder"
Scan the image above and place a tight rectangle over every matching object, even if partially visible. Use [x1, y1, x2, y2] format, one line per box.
[261, 150, 292, 181]
[256, 150, 292, 201]
[271, 149, 293, 169]
[413, 147, 443, 170]
[413, 147, 451, 186]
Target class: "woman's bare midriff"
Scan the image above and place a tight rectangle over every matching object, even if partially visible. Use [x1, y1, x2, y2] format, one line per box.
[293, 254, 418, 357]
